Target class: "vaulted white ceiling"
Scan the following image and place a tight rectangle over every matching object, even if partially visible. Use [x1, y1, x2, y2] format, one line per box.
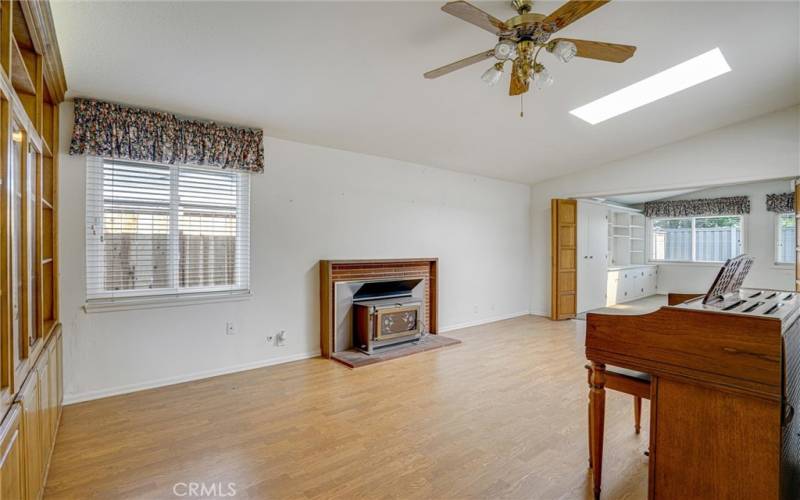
[51, 1, 800, 185]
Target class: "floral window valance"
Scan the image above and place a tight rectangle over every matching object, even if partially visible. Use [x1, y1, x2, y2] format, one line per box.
[643, 196, 750, 218]
[69, 98, 264, 173]
[766, 192, 795, 213]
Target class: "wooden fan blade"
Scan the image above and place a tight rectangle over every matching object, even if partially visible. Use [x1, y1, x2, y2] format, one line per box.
[542, 0, 609, 32]
[509, 59, 529, 96]
[424, 49, 495, 79]
[554, 38, 636, 62]
[441, 1, 507, 35]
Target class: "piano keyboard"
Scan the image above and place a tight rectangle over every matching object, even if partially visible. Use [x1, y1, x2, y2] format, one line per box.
[675, 288, 800, 332]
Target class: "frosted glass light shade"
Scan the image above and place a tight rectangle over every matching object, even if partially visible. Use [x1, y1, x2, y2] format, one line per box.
[481, 65, 503, 86]
[494, 40, 517, 61]
[553, 40, 577, 63]
[533, 67, 553, 89]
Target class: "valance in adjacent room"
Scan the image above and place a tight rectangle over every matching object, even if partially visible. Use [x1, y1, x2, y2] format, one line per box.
[765, 192, 795, 213]
[69, 98, 264, 173]
[643, 196, 750, 218]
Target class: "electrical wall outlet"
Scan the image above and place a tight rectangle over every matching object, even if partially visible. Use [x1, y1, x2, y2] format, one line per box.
[276, 330, 287, 346]
[225, 322, 236, 335]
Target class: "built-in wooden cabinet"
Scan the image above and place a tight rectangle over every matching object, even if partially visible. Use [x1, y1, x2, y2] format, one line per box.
[0, 0, 65, 497]
[0, 404, 23, 499]
[17, 366, 41, 499]
[11, 326, 60, 500]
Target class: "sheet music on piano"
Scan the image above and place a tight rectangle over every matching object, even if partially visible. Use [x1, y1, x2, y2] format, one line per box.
[702, 254, 755, 305]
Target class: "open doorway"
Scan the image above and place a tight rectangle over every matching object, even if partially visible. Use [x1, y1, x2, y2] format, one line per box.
[551, 177, 798, 320]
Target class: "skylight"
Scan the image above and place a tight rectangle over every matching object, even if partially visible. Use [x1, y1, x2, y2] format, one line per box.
[570, 48, 731, 125]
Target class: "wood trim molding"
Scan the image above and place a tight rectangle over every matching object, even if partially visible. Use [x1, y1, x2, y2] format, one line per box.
[323, 258, 439, 265]
[19, 1, 66, 103]
[319, 261, 333, 358]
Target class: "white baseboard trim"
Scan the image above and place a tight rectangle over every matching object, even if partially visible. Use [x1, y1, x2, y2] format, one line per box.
[438, 311, 530, 333]
[63, 351, 321, 405]
[529, 310, 549, 318]
[65, 312, 535, 405]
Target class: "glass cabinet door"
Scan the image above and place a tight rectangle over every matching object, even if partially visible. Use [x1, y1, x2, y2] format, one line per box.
[9, 125, 21, 369]
[25, 143, 37, 347]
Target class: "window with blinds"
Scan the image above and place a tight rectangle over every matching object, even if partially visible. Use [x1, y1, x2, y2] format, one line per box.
[86, 157, 250, 302]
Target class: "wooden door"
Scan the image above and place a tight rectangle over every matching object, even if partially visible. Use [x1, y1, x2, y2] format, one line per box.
[551, 199, 577, 320]
[55, 331, 62, 408]
[36, 359, 50, 471]
[0, 405, 23, 500]
[47, 342, 57, 441]
[17, 372, 41, 500]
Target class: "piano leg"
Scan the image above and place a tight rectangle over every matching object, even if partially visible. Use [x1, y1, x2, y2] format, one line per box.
[634, 396, 642, 434]
[589, 362, 606, 500]
[586, 366, 593, 469]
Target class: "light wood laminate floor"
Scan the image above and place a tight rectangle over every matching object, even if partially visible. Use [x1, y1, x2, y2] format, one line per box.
[45, 316, 648, 499]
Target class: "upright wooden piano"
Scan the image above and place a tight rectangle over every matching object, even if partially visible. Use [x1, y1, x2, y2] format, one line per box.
[586, 257, 799, 499]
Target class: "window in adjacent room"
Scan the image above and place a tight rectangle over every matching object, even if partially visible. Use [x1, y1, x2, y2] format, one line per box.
[775, 212, 796, 265]
[650, 215, 743, 263]
[85, 157, 250, 302]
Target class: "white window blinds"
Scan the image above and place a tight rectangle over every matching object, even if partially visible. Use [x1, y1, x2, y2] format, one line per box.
[86, 157, 250, 301]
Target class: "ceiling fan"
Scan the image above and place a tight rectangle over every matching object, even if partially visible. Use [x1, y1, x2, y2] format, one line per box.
[424, 0, 636, 100]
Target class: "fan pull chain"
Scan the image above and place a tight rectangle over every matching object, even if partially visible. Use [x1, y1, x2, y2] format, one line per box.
[520, 95, 524, 118]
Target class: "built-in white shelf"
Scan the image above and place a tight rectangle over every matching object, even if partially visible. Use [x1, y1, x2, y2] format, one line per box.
[608, 208, 646, 266]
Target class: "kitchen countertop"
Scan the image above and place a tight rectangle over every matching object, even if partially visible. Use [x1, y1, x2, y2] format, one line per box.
[608, 264, 658, 271]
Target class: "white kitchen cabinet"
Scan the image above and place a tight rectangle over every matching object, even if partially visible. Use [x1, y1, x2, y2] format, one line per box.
[576, 199, 659, 311]
[607, 265, 658, 306]
[577, 201, 610, 313]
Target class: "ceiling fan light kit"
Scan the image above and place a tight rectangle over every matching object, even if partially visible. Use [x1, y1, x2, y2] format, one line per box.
[550, 40, 577, 63]
[424, 0, 637, 114]
[532, 64, 553, 90]
[481, 62, 504, 86]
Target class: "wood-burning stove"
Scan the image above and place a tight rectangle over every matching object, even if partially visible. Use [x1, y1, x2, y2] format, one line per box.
[352, 279, 424, 354]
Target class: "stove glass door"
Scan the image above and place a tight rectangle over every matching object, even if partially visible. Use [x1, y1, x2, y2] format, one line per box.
[375, 306, 419, 340]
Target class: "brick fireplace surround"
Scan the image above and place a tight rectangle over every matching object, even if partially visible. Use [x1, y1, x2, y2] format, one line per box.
[319, 259, 438, 358]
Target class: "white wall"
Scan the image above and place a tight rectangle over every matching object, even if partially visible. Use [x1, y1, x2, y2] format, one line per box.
[58, 102, 532, 403]
[530, 106, 800, 315]
[655, 179, 796, 294]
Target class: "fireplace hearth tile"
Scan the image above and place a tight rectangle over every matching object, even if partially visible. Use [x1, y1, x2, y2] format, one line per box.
[331, 335, 461, 368]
